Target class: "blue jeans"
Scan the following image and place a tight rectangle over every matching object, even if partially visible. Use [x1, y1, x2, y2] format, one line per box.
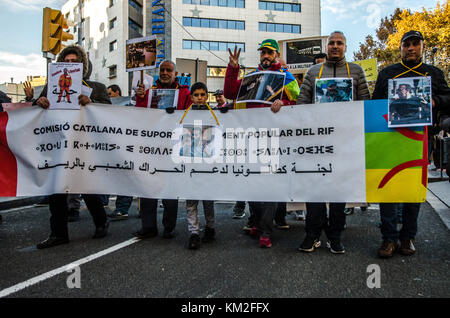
[379, 203, 420, 242]
[115, 196, 133, 213]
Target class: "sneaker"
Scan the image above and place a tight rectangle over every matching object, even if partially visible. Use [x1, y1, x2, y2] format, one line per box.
[93, 221, 109, 239]
[326, 240, 345, 254]
[344, 208, 354, 215]
[108, 211, 128, 221]
[36, 236, 69, 249]
[243, 222, 253, 232]
[275, 220, 290, 230]
[232, 206, 246, 219]
[249, 226, 259, 238]
[202, 227, 215, 243]
[294, 210, 306, 221]
[298, 236, 321, 252]
[259, 236, 272, 248]
[377, 240, 399, 258]
[188, 234, 201, 250]
[134, 228, 158, 239]
[67, 209, 80, 222]
[162, 228, 176, 239]
[399, 239, 416, 256]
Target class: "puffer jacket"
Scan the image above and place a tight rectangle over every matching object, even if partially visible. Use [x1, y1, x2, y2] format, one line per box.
[297, 57, 370, 104]
[34, 45, 111, 105]
[224, 62, 300, 108]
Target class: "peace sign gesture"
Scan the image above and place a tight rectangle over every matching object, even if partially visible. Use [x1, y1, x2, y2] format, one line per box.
[228, 46, 241, 68]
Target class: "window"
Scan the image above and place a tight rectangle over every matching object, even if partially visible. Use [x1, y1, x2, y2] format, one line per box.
[183, 40, 245, 52]
[219, 20, 227, 29]
[192, 18, 200, 27]
[210, 19, 219, 28]
[259, 22, 301, 33]
[184, 0, 245, 7]
[184, 17, 244, 30]
[209, 42, 219, 50]
[183, 17, 191, 26]
[183, 40, 192, 49]
[109, 40, 117, 52]
[108, 65, 117, 78]
[203, 41, 211, 50]
[129, 0, 143, 14]
[128, 18, 142, 34]
[109, 17, 117, 30]
[259, 1, 301, 12]
[201, 19, 209, 27]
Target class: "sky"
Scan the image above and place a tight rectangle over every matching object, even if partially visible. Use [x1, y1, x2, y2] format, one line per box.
[0, 0, 440, 84]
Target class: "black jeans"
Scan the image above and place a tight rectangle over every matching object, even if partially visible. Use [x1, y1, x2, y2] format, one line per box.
[139, 198, 178, 232]
[305, 202, 346, 240]
[49, 193, 107, 238]
[248, 202, 278, 237]
[379, 203, 420, 242]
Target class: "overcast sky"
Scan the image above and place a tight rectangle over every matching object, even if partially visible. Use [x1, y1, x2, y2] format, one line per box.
[0, 0, 439, 84]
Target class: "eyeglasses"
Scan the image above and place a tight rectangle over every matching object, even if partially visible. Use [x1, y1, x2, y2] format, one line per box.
[193, 93, 206, 97]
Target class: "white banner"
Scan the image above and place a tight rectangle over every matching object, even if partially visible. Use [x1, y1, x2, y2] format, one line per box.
[2, 102, 366, 202]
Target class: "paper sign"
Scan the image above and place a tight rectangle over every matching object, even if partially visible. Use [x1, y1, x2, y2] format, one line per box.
[47, 62, 82, 110]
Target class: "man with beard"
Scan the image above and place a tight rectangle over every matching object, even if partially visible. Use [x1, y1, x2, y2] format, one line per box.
[223, 39, 300, 249]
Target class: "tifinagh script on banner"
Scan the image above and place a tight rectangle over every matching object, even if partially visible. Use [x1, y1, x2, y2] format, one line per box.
[0, 102, 366, 202]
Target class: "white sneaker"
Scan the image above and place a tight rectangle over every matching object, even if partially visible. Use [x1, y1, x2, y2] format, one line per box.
[294, 210, 306, 221]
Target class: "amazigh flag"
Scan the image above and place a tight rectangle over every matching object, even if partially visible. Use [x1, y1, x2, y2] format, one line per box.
[364, 99, 427, 202]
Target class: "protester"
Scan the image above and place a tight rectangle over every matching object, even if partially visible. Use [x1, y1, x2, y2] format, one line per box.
[182, 82, 217, 249]
[296, 31, 370, 254]
[34, 45, 111, 249]
[100, 84, 135, 221]
[372, 30, 450, 258]
[132, 60, 189, 240]
[224, 39, 300, 248]
[213, 89, 227, 108]
[135, 60, 191, 111]
[0, 89, 11, 222]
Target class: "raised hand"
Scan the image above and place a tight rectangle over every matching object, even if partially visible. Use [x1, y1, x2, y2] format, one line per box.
[23, 81, 34, 100]
[228, 46, 241, 68]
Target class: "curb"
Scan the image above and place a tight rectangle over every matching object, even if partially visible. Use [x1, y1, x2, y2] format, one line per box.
[426, 189, 450, 231]
[0, 196, 46, 211]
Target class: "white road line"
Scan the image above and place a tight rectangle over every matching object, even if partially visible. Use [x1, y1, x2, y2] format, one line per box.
[0, 238, 140, 298]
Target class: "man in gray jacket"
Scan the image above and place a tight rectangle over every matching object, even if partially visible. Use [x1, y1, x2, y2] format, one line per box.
[297, 31, 370, 254]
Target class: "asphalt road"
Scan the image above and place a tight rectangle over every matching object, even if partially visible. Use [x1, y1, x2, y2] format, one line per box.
[0, 200, 449, 299]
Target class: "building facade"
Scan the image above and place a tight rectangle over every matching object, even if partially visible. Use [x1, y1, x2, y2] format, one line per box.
[147, 0, 321, 93]
[61, 0, 320, 96]
[62, 0, 145, 96]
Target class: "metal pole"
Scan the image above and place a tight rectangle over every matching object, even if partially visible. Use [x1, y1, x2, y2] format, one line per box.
[195, 58, 199, 83]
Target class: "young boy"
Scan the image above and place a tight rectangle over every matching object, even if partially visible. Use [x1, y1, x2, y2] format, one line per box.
[185, 82, 216, 249]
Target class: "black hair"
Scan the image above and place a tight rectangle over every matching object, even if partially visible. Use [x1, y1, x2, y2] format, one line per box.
[107, 84, 122, 96]
[190, 82, 208, 95]
[313, 53, 327, 64]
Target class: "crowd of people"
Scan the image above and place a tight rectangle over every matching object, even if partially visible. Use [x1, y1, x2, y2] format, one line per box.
[1, 30, 449, 258]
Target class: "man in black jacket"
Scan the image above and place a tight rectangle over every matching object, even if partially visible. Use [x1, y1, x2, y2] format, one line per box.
[35, 45, 112, 249]
[372, 30, 450, 258]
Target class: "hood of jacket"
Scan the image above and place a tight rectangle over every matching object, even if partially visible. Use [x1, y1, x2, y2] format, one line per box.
[56, 45, 89, 79]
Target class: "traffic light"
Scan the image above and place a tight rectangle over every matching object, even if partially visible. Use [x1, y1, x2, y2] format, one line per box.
[42, 7, 74, 55]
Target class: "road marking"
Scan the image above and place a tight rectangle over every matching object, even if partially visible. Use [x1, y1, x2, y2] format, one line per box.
[0, 238, 140, 298]
[427, 189, 450, 231]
